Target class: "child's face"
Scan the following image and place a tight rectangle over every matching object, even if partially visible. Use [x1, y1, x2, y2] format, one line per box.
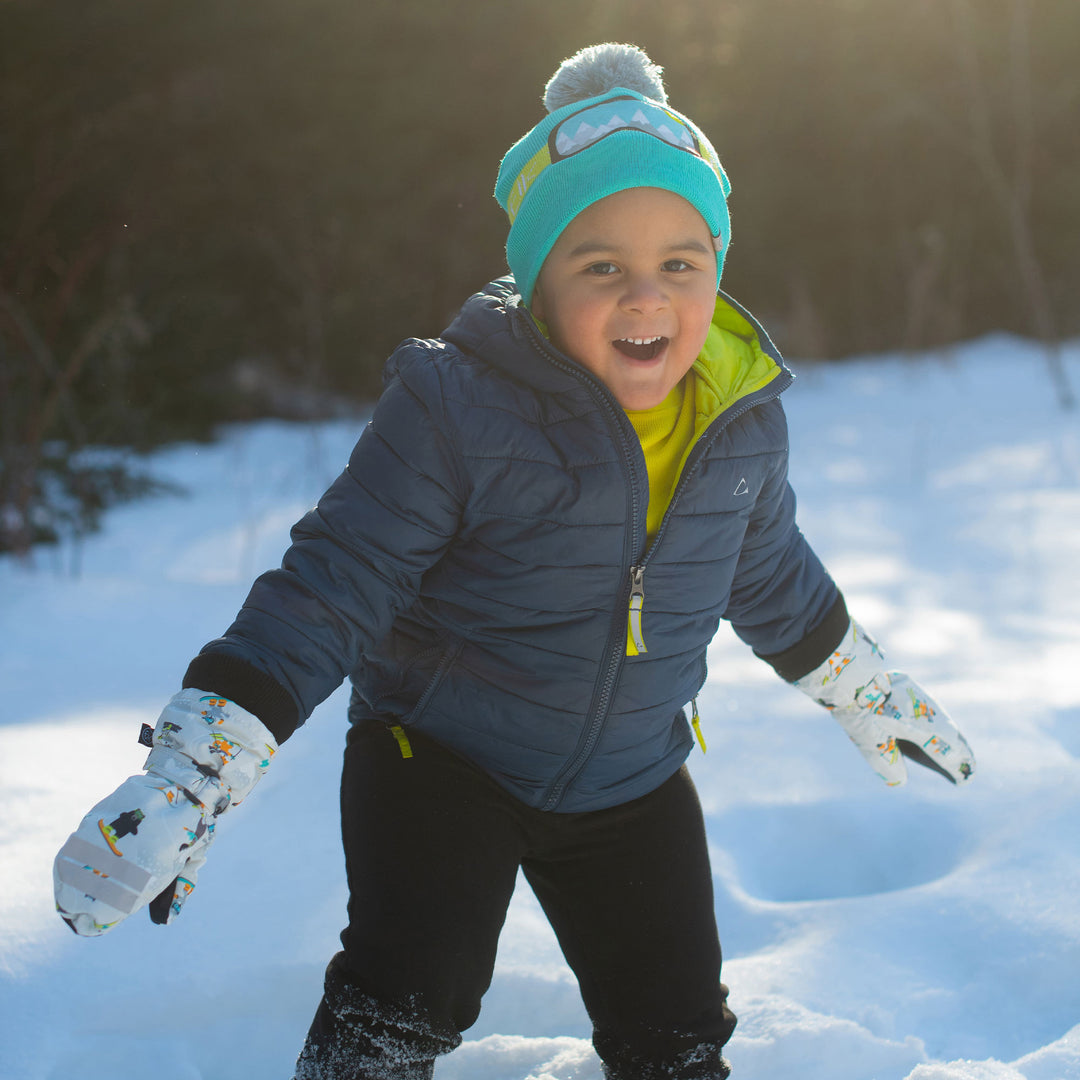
[531, 187, 717, 411]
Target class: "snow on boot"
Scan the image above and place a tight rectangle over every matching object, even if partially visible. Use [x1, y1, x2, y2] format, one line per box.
[294, 954, 461, 1080]
[597, 1036, 732, 1079]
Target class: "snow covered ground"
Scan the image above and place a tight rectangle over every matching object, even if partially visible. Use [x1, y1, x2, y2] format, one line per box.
[2, 334, 1079, 1080]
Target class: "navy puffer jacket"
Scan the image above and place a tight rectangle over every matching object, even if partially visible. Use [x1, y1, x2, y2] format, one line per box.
[186, 278, 843, 812]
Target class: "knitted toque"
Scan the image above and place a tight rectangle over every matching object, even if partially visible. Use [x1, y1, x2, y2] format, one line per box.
[494, 43, 731, 306]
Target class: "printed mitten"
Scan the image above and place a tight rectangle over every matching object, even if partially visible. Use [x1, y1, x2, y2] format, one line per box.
[54, 688, 277, 936]
[794, 620, 975, 787]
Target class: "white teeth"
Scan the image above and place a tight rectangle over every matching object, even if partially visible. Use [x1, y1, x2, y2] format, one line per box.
[620, 336, 663, 345]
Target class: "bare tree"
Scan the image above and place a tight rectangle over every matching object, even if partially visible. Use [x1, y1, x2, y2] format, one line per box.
[0, 130, 149, 558]
[944, 0, 1073, 406]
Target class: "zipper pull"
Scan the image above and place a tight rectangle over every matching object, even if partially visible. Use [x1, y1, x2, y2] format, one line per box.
[628, 566, 647, 654]
[691, 697, 706, 753]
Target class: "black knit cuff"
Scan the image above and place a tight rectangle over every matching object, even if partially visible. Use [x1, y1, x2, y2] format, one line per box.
[183, 653, 301, 745]
[755, 592, 850, 683]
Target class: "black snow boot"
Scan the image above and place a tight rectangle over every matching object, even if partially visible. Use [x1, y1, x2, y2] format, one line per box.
[293, 954, 461, 1080]
[597, 1036, 732, 1080]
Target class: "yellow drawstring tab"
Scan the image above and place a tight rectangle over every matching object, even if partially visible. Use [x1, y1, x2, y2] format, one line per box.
[691, 698, 707, 753]
[390, 725, 414, 759]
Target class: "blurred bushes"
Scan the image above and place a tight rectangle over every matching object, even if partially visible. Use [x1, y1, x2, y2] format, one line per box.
[2, 0, 1078, 551]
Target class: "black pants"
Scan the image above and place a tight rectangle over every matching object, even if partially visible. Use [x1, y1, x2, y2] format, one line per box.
[295, 720, 736, 1079]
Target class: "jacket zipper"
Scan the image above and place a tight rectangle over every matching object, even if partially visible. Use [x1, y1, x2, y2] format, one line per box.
[622, 383, 789, 654]
[520, 309, 790, 806]
[628, 565, 647, 653]
[407, 637, 464, 726]
[522, 315, 646, 811]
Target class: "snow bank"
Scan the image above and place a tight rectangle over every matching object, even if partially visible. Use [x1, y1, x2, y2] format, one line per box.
[2, 337, 1078, 1079]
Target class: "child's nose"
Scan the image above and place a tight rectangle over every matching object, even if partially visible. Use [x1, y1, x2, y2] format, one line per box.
[620, 274, 669, 313]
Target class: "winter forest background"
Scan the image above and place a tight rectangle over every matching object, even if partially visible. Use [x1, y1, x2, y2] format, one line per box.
[4, 4, 1080, 1079]
[3, 0, 1079, 557]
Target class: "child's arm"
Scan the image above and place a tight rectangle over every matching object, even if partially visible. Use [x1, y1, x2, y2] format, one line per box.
[720, 420, 974, 786]
[54, 352, 467, 934]
[721, 430, 844, 669]
[187, 353, 469, 741]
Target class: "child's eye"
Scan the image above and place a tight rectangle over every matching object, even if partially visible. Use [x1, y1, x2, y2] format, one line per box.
[585, 262, 619, 276]
[662, 258, 693, 272]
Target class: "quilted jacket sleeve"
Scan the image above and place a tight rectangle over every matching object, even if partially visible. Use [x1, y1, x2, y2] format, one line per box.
[722, 424, 848, 682]
[184, 352, 467, 742]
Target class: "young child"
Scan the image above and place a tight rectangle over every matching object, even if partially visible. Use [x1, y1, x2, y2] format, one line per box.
[54, 43, 975, 1080]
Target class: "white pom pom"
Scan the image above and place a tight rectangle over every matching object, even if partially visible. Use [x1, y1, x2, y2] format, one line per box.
[543, 43, 668, 113]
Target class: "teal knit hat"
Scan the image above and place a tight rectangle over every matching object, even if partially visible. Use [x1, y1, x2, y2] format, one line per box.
[495, 43, 731, 306]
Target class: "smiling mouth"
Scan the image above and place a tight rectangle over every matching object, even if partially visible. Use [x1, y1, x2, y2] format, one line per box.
[613, 336, 669, 360]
